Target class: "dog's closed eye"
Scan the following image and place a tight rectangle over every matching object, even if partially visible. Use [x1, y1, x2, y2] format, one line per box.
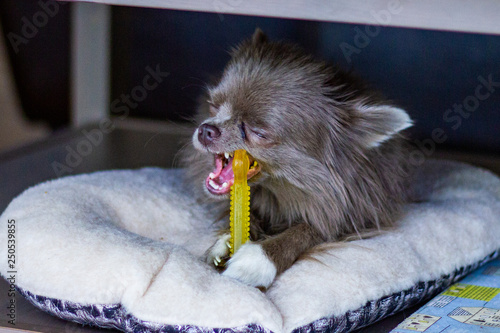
[250, 129, 267, 140]
[240, 122, 273, 147]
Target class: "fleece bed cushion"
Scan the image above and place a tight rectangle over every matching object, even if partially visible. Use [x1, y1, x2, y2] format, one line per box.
[1, 160, 500, 333]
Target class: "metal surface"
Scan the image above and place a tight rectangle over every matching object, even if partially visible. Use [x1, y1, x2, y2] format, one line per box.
[71, 3, 111, 127]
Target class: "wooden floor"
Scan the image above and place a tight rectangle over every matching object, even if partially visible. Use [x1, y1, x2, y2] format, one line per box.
[0, 119, 498, 333]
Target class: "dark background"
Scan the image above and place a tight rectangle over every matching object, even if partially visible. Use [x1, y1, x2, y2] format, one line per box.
[1, 2, 499, 153]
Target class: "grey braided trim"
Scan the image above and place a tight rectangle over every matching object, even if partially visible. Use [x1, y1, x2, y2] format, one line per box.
[17, 288, 274, 333]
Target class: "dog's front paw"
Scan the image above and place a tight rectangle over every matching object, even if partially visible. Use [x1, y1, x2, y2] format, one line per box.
[205, 233, 231, 267]
[222, 243, 277, 289]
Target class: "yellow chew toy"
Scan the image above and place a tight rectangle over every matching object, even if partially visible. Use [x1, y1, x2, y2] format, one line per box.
[229, 149, 251, 256]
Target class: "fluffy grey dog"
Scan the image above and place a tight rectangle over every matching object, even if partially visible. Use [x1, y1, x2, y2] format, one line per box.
[183, 29, 412, 288]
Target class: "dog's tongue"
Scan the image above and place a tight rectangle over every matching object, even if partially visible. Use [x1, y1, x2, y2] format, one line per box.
[206, 155, 234, 195]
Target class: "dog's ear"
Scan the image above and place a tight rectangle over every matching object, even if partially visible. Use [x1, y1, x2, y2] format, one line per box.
[251, 28, 268, 46]
[355, 105, 412, 148]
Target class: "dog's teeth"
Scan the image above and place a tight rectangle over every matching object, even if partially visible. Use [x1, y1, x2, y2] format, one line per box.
[224, 152, 230, 159]
[209, 173, 216, 179]
[209, 180, 219, 189]
[213, 257, 221, 266]
[222, 182, 228, 188]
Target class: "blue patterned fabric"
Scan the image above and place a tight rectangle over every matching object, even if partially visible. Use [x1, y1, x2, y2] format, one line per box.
[292, 249, 500, 333]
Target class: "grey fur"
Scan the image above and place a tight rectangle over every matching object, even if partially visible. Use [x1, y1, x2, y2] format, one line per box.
[182, 29, 412, 255]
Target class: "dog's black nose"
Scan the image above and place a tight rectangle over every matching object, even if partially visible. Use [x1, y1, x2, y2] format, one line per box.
[198, 124, 221, 146]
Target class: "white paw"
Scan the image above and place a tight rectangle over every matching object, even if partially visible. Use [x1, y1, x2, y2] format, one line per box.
[205, 233, 231, 266]
[222, 243, 277, 288]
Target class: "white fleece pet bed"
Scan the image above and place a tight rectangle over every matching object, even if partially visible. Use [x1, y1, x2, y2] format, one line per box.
[1, 160, 500, 333]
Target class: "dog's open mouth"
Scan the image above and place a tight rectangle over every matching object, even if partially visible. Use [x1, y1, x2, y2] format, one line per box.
[206, 152, 261, 195]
